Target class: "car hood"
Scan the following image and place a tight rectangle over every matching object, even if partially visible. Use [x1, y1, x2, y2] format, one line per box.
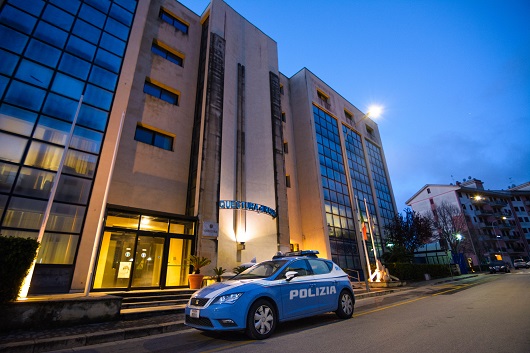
[192, 278, 267, 299]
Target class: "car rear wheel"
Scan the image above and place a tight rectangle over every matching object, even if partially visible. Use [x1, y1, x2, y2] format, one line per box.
[335, 290, 354, 319]
[246, 299, 276, 339]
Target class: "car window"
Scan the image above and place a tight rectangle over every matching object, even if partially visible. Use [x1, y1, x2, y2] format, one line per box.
[232, 260, 287, 279]
[279, 259, 312, 278]
[308, 259, 331, 275]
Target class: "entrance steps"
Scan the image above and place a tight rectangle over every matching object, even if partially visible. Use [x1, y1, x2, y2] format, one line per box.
[107, 289, 196, 319]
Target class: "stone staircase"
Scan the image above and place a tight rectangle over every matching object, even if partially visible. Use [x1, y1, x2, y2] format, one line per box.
[108, 289, 196, 319]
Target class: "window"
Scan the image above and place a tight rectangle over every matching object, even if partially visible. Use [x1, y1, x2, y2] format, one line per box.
[283, 142, 288, 154]
[280, 84, 284, 94]
[317, 89, 330, 109]
[344, 109, 353, 121]
[134, 125, 174, 151]
[151, 41, 184, 67]
[281, 112, 286, 122]
[143, 79, 179, 105]
[286, 175, 291, 188]
[427, 188, 431, 194]
[159, 8, 189, 34]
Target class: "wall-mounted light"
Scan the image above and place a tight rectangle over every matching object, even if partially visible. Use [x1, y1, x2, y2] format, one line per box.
[237, 242, 246, 251]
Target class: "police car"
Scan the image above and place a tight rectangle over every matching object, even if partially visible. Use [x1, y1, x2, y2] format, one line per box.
[185, 250, 354, 339]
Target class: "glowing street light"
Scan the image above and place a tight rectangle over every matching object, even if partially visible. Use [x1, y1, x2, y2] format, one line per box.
[355, 105, 383, 126]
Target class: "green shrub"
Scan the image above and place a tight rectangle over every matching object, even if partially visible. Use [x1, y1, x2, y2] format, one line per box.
[384, 263, 451, 281]
[0, 236, 39, 303]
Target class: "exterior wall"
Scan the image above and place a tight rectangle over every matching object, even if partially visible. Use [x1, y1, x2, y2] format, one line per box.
[108, 0, 201, 214]
[201, 0, 282, 270]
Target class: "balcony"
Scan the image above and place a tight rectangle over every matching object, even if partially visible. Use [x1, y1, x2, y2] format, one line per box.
[489, 200, 508, 208]
[470, 196, 486, 205]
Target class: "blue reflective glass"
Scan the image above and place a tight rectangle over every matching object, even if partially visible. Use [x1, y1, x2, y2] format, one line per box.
[0, 75, 7, 98]
[100, 33, 125, 57]
[33, 116, 70, 145]
[134, 127, 152, 144]
[89, 65, 117, 91]
[25, 39, 61, 68]
[49, 0, 81, 15]
[73, 19, 101, 45]
[11, 0, 45, 16]
[84, 84, 113, 110]
[0, 50, 18, 75]
[0, 25, 29, 53]
[34, 22, 68, 49]
[154, 134, 172, 150]
[4, 80, 46, 111]
[114, 0, 136, 13]
[110, 3, 133, 26]
[0, 5, 37, 34]
[72, 126, 102, 153]
[42, 93, 79, 121]
[105, 18, 129, 40]
[42, 4, 74, 31]
[51, 73, 84, 100]
[94, 49, 121, 73]
[85, 0, 110, 14]
[78, 104, 108, 131]
[66, 36, 96, 61]
[58, 53, 90, 80]
[15, 60, 53, 88]
[0, 104, 38, 136]
[79, 4, 106, 28]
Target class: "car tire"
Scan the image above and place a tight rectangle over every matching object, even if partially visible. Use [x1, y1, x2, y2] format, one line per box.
[335, 290, 354, 319]
[245, 299, 276, 340]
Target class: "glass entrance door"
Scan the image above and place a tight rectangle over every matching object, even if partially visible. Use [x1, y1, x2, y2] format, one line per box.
[131, 236, 165, 288]
[166, 238, 192, 286]
[93, 231, 137, 289]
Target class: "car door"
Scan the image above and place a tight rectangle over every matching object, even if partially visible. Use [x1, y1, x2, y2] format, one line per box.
[279, 259, 319, 319]
[307, 259, 337, 311]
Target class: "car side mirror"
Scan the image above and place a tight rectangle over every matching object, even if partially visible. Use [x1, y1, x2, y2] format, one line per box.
[285, 271, 298, 282]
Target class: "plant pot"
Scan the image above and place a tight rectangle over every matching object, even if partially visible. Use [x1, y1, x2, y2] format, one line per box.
[188, 274, 204, 289]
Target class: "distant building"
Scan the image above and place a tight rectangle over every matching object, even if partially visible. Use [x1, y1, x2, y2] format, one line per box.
[0, 0, 396, 295]
[407, 179, 530, 269]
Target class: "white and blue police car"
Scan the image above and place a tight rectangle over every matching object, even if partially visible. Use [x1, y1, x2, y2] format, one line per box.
[185, 250, 355, 339]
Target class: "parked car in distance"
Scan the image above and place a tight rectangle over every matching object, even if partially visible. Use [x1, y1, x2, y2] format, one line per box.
[489, 260, 510, 274]
[513, 259, 529, 269]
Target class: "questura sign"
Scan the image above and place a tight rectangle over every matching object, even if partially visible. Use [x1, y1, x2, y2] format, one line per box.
[219, 200, 277, 219]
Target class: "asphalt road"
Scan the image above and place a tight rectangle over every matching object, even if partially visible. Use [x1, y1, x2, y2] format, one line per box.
[54, 270, 530, 353]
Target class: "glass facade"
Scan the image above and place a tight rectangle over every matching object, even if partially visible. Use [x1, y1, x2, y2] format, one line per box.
[313, 105, 360, 270]
[0, 0, 137, 292]
[343, 126, 385, 258]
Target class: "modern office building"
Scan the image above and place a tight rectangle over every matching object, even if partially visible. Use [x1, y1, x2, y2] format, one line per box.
[0, 0, 396, 295]
[407, 179, 530, 268]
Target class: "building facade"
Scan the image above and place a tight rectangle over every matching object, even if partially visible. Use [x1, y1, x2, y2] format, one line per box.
[407, 179, 530, 268]
[0, 0, 396, 295]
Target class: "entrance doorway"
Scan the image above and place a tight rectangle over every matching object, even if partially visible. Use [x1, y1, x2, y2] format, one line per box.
[92, 208, 196, 291]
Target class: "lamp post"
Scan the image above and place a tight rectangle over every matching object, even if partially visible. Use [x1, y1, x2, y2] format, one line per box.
[355, 105, 383, 126]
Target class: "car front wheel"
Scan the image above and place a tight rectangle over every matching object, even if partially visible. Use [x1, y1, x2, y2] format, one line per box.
[335, 290, 354, 319]
[246, 299, 276, 339]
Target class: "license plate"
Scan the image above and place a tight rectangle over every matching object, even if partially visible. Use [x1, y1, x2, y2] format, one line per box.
[190, 309, 200, 318]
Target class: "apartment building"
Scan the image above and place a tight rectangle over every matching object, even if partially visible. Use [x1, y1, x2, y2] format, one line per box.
[0, 0, 396, 295]
[407, 179, 530, 268]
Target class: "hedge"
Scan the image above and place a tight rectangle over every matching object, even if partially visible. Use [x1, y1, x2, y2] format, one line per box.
[384, 262, 452, 281]
[0, 236, 39, 303]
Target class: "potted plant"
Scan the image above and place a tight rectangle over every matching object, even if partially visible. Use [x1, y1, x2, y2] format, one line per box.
[186, 255, 211, 289]
[213, 267, 227, 282]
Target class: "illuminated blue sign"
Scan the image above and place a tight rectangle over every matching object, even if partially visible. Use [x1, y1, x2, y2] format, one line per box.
[219, 200, 277, 219]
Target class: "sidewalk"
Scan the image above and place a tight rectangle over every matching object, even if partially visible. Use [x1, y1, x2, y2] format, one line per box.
[0, 274, 479, 353]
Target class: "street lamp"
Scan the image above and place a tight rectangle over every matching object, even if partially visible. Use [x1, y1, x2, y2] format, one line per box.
[355, 105, 383, 126]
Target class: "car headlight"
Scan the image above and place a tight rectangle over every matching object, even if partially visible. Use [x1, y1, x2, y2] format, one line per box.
[212, 293, 243, 305]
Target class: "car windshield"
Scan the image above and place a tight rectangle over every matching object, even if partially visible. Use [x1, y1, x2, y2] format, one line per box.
[232, 260, 288, 279]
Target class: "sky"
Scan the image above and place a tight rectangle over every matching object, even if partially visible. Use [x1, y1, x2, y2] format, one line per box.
[178, 0, 530, 212]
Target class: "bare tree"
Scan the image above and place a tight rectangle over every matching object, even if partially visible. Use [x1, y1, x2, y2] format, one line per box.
[430, 201, 468, 253]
